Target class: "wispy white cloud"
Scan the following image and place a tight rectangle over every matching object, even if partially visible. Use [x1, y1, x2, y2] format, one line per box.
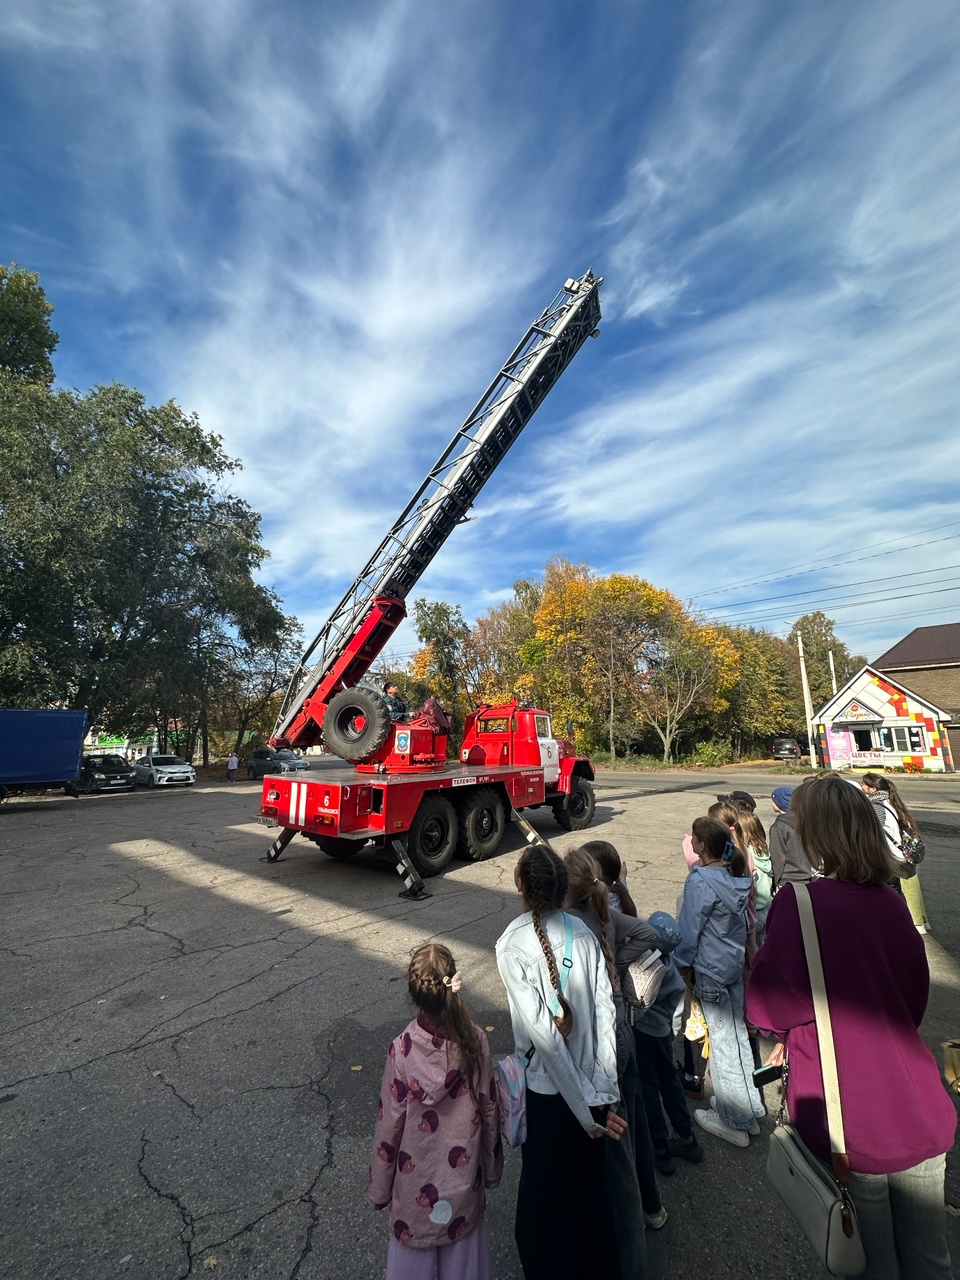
[2, 0, 958, 665]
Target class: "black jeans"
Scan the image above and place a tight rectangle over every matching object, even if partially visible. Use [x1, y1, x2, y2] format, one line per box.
[517, 1090, 623, 1280]
[634, 1030, 695, 1149]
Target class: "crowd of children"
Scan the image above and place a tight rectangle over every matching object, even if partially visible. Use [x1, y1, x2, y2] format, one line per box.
[367, 782, 954, 1280]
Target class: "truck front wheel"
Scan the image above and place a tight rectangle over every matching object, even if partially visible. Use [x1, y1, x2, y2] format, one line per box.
[552, 777, 596, 831]
[407, 795, 458, 876]
[456, 788, 505, 861]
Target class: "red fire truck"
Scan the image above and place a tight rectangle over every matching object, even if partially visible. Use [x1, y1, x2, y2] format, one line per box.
[259, 270, 603, 893]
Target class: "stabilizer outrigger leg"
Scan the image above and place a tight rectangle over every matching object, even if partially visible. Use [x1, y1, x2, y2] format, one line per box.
[508, 807, 556, 852]
[261, 826, 296, 863]
[390, 838, 432, 901]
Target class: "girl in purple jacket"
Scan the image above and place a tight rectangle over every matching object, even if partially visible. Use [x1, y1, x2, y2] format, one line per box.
[369, 943, 503, 1280]
[747, 773, 955, 1280]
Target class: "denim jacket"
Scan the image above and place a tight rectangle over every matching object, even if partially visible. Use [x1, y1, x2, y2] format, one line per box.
[675, 865, 752, 987]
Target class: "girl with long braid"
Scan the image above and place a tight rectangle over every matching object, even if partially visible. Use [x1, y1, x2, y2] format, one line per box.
[496, 845, 625, 1280]
[369, 943, 502, 1280]
[564, 846, 665, 1263]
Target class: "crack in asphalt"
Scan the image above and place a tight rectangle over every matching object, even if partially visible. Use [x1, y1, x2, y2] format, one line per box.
[137, 1131, 196, 1280]
[147, 1040, 338, 1277]
[153, 1071, 204, 1121]
[2, 966, 339, 1090]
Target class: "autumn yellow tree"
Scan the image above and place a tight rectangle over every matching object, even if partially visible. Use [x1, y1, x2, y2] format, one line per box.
[580, 575, 680, 758]
[633, 616, 739, 763]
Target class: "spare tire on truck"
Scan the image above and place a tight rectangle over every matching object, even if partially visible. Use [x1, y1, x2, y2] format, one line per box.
[323, 686, 392, 761]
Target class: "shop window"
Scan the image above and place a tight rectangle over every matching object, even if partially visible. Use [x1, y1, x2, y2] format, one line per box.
[880, 726, 926, 753]
[852, 729, 874, 751]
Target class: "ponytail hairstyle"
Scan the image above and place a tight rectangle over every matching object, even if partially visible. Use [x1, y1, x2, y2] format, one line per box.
[737, 810, 768, 857]
[562, 848, 617, 991]
[515, 846, 573, 1038]
[708, 800, 749, 861]
[581, 839, 638, 917]
[693, 815, 750, 878]
[862, 772, 919, 835]
[407, 942, 483, 1103]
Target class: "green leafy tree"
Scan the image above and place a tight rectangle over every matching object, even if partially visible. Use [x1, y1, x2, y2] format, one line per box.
[787, 612, 866, 715]
[0, 376, 286, 757]
[633, 618, 739, 763]
[410, 599, 471, 734]
[715, 626, 803, 758]
[0, 263, 58, 384]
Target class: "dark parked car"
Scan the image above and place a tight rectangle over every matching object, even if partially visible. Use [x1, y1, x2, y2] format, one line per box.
[771, 737, 801, 761]
[247, 748, 311, 779]
[69, 753, 137, 795]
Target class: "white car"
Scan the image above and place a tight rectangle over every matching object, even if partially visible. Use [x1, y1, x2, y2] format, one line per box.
[134, 754, 196, 788]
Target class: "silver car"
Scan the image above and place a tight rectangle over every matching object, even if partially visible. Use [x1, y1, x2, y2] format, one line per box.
[134, 754, 196, 788]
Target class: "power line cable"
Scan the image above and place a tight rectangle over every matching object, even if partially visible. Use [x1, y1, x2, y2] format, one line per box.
[690, 523, 960, 600]
[715, 581, 960, 628]
[831, 603, 960, 634]
[711, 562, 960, 612]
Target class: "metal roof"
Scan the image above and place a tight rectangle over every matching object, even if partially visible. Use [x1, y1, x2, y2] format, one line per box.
[874, 622, 960, 669]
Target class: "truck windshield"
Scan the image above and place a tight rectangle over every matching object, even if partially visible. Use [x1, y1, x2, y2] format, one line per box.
[477, 717, 512, 734]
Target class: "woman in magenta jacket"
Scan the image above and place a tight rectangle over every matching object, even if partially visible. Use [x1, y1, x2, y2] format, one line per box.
[746, 773, 955, 1280]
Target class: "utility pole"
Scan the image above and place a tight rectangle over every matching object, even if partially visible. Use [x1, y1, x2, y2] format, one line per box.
[797, 632, 819, 769]
[827, 649, 838, 696]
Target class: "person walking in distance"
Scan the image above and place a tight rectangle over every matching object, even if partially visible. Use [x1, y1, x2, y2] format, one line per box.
[227, 751, 238, 782]
[496, 845, 626, 1280]
[369, 943, 502, 1280]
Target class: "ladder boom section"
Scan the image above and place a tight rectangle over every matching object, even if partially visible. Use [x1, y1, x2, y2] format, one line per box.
[274, 269, 602, 748]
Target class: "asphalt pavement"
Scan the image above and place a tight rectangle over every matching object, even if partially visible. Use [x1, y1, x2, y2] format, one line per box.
[1, 767, 958, 1279]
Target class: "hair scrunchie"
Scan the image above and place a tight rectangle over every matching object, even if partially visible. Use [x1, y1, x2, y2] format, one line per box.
[442, 972, 463, 993]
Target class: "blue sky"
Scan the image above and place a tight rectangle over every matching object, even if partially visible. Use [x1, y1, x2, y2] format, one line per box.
[3, 0, 959, 670]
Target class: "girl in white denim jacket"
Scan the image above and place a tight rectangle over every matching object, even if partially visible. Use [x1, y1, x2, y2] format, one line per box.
[496, 846, 625, 1280]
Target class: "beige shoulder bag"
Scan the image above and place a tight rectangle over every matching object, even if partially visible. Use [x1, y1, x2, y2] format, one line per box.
[766, 882, 866, 1277]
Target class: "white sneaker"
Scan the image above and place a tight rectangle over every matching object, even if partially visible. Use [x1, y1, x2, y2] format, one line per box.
[709, 1095, 761, 1135]
[695, 1108, 749, 1148]
[643, 1207, 668, 1230]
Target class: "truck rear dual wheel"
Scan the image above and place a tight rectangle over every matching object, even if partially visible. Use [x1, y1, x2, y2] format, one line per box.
[552, 776, 596, 831]
[312, 834, 363, 861]
[456, 788, 506, 862]
[323, 686, 393, 762]
[407, 794, 458, 876]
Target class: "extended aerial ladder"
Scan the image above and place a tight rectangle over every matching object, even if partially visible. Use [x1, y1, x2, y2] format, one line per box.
[271, 269, 603, 753]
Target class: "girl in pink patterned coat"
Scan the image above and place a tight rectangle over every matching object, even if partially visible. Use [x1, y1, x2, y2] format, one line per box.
[369, 943, 503, 1280]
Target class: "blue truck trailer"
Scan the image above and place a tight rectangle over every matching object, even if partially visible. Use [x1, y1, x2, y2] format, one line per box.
[0, 708, 88, 801]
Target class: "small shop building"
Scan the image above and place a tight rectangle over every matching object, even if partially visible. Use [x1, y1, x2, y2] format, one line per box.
[814, 665, 955, 773]
[874, 622, 960, 766]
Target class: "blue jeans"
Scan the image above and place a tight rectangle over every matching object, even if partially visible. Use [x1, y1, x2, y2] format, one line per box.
[696, 978, 764, 1131]
[848, 1153, 953, 1280]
